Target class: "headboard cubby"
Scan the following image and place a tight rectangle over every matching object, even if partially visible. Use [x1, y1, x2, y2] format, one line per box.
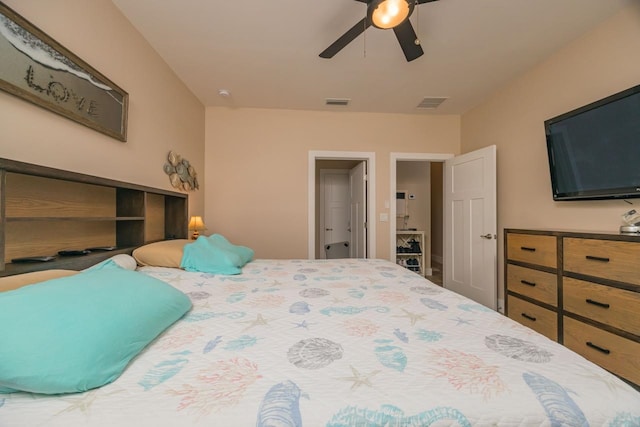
[0, 157, 188, 276]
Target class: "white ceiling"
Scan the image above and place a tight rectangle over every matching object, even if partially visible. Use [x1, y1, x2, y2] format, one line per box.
[111, 0, 631, 115]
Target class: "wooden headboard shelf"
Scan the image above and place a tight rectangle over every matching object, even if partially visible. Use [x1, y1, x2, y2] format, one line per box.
[0, 158, 188, 276]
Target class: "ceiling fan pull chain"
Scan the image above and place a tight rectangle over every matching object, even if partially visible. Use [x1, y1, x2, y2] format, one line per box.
[416, 1, 420, 37]
[363, 12, 367, 58]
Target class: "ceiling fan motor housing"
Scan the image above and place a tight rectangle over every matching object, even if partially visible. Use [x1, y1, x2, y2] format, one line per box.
[368, 0, 415, 30]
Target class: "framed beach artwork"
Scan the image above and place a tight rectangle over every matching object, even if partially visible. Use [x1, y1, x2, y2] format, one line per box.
[0, 2, 128, 141]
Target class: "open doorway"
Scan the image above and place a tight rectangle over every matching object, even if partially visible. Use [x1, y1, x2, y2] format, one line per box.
[308, 151, 376, 259]
[318, 162, 363, 259]
[390, 153, 452, 284]
[391, 148, 498, 309]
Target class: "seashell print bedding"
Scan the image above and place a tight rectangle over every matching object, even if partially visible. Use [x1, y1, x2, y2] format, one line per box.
[1, 259, 639, 426]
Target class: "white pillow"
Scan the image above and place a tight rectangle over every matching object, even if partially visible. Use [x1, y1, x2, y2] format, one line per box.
[84, 254, 137, 272]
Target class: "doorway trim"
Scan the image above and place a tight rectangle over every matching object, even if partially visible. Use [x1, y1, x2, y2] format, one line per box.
[390, 152, 453, 267]
[309, 151, 376, 259]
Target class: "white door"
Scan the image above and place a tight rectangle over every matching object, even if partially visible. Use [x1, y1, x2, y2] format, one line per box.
[349, 162, 367, 258]
[443, 145, 497, 309]
[320, 170, 350, 258]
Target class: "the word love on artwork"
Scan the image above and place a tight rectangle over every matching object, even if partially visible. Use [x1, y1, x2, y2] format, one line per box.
[0, 3, 128, 141]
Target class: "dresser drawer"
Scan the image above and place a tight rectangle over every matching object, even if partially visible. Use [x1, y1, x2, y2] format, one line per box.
[564, 316, 640, 385]
[564, 238, 640, 285]
[563, 277, 640, 336]
[507, 296, 557, 341]
[506, 233, 557, 268]
[507, 264, 557, 307]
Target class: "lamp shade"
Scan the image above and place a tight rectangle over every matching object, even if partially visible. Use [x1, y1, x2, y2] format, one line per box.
[188, 216, 207, 239]
[368, 0, 414, 29]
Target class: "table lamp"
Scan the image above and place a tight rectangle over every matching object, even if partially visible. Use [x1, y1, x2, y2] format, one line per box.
[188, 216, 207, 239]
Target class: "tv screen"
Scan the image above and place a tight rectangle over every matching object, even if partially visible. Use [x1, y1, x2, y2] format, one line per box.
[544, 84, 640, 201]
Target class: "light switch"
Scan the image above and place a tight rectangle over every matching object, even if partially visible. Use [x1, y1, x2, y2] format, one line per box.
[380, 213, 389, 222]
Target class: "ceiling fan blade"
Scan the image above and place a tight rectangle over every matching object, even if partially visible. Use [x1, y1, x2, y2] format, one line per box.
[393, 20, 424, 62]
[319, 17, 371, 59]
[417, 0, 440, 4]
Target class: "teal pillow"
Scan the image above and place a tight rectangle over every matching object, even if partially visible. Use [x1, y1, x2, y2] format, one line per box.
[208, 234, 254, 265]
[0, 268, 191, 394]
[180, 234, 254, 275]
[181, 236, 242, 274]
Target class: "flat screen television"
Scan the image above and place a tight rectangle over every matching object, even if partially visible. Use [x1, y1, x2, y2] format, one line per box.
[544, 84, 640, 201]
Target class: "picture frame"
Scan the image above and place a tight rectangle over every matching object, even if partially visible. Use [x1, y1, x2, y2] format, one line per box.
[0, 2, 128, 141]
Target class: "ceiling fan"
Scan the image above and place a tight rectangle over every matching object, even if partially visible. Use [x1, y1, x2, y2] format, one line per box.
[319, 0, 439, 62]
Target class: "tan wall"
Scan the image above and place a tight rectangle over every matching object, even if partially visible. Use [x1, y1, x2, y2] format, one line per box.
[205, 107, 460, 259]
[396, 161, 430, 233]
[0, 0, 205, 214]
[461, 3, 640, 300]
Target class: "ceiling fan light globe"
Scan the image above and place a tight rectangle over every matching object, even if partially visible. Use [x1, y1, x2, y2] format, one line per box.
[369, 0, 413, 29]
[386, 2, 400, 16]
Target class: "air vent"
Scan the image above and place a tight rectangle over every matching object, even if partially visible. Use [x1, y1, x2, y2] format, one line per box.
[325, 98, 350, 106]
[416, 97, 448, 109]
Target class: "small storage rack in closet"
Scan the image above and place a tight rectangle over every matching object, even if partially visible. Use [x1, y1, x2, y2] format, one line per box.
[395, 230, 425, 276]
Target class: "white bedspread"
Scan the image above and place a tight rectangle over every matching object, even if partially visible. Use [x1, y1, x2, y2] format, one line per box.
[1, 259, 639, 426]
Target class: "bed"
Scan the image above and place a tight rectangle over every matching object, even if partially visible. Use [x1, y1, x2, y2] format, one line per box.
[1, 255, 639, 427]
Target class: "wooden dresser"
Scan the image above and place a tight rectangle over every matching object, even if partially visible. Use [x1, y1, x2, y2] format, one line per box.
[505, 229, 640, 387]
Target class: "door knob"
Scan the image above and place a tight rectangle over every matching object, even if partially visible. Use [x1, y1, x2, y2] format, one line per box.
[480, 234, 495, 239]
[325, 228, 333, 231]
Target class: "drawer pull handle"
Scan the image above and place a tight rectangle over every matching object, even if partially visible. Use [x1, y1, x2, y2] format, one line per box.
[585, 255, 610, 263]
[585, 299, 610, 309]
[520, 280, 536, 287]
[521, 246, 536, 252]
[521, 313, 537, 321]
[586, 342, 611, 355]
